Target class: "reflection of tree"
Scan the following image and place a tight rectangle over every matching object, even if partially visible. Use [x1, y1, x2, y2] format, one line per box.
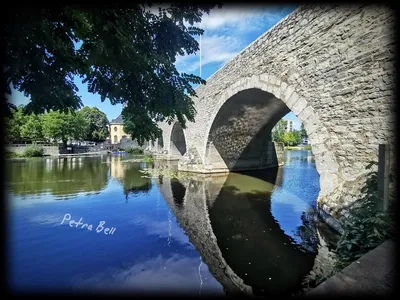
[6, 158, 109, 197]
[120, 163, 152, 200]
[293, 205, 319, 254]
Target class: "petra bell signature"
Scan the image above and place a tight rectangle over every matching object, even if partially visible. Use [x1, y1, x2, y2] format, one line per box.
[61, 213, 116, 235]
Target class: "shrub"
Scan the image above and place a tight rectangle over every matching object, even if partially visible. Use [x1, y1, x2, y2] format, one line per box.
[22, 144, 45, 157]
[334, 161, 395, 269]
[143, 154, 153, 163]
[127, 148, 144, 155]
[5, 151, 20, 158]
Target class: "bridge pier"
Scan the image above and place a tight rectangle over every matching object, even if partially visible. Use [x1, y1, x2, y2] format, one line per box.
[178, 142, 284, 174]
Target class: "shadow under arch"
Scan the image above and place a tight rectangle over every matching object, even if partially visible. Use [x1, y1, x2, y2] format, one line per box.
[205, 88, 289, 172]
[170, 122, 187, 156]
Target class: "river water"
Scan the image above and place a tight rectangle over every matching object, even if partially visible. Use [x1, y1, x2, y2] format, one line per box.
[6, 150, 336, 296]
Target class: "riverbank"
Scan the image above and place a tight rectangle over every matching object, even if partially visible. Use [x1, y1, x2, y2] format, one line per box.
[285, 145, 312, 151]
[306, 239, 394, 296]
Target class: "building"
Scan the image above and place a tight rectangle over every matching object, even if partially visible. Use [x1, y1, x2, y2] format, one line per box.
[286, 120, 294, 132]
[109, 115, 131, 145]
[302, 136, 309, 145]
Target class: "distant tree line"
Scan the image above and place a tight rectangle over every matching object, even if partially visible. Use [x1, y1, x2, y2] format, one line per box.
[5, 106, 109, 146]
[272, 119, 308, 146]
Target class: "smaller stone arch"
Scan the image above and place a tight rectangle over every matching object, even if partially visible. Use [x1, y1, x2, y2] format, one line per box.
[170, 122, 187, 156]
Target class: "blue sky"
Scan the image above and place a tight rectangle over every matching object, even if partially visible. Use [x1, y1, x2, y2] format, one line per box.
[7, 4, 301, 129]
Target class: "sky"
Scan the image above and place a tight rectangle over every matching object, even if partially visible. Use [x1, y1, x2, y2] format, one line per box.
[7, 4, 301, 129]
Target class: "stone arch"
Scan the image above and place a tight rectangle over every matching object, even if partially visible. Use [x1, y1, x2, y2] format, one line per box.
[170, 122, 187, 156]
[202, 73, 340, 198]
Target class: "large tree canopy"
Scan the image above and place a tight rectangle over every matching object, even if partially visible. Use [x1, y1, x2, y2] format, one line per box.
[5, 4, 219, 144]
[77, 106, 109, 142]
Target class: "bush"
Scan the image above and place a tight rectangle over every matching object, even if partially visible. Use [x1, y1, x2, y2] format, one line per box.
[5, 151, 20, 158]
[143, 155, 153, 163]
[334, 161, 395, 269]
[22, 144, 45, 157]
[127, 148, 144, 155]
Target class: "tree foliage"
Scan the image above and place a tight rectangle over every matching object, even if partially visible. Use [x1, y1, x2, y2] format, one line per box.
[300, 123, 307, 139]
[5, 4, 219, 145]
[20, 114, 44, 141]
[283, 131, 296, 146]
[272, 119, 287, 143]
[77, 106, 109, 142]
[41, 110, 88, 146]
[5, 105, 111, 144]
[292, 129, 302, 145]
[334, 162, 395, 269]
[5, 106, 25, 143]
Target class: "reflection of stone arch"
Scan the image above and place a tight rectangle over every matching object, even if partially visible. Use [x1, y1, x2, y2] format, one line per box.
[155, 175, 253, 295]
[170, 122, 187, 156]
[170, 179, 186, 207]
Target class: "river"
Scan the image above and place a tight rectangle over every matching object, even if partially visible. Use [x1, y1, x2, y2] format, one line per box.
[6, 150, 337, 296]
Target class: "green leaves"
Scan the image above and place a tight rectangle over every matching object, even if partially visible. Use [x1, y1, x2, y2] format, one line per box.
[333, 162, 395, 269]
[5, 4, 218, 142]
[76, 106, 109, 142]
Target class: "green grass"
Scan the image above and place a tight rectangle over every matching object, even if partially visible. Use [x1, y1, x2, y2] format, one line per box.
[284, 145, 312, 151]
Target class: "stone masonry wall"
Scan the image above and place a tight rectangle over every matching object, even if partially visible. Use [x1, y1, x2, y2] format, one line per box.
[158, 5, 396, 230]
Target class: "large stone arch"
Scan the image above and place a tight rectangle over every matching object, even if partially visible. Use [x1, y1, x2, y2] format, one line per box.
[186, 74, 339, 199]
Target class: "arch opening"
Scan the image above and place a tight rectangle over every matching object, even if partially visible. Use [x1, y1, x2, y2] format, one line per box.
[170, 122, 187, 156]
[205, 88, 290, 172]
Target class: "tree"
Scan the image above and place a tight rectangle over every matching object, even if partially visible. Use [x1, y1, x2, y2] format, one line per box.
[300, 123, 308, 138]
[292, 129, 302, 146]
[283, 131, 296, 146]
[272, 119, 288, 143]
[5, 4, 219, 145]
[20, 113, 44, 141]
[41, 111, 88, 146]
[5, 106, 26, 143]
[77, 106, 109, 142]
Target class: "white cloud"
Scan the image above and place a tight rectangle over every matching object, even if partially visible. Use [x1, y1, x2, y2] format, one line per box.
[175, 5, 294, 76]
[73, 253, 224, 294]
[175, 34, 243, 73]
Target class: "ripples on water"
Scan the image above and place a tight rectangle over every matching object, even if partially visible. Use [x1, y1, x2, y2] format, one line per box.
[6, 150, 334, 296]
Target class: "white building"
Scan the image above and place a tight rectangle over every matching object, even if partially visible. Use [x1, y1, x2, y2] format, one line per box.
[286, 120, 294, 132]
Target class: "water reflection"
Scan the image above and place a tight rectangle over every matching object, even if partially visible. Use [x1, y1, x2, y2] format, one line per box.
[155, 168, 318, 296]
[6, 157, 109, 199]
[7, 151, 333, 295]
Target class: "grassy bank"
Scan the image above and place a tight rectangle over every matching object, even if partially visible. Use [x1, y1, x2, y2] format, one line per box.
[285, 145, 312, 151]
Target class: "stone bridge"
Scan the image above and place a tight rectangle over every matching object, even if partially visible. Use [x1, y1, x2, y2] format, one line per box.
[149, 5, 396, 230]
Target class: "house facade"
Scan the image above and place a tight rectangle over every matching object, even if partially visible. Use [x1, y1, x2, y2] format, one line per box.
[109, 115, 131, 145]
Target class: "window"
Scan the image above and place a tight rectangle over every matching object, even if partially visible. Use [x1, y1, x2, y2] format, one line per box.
[114, 135, 118, 143]
[114, 126, 118, 132]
